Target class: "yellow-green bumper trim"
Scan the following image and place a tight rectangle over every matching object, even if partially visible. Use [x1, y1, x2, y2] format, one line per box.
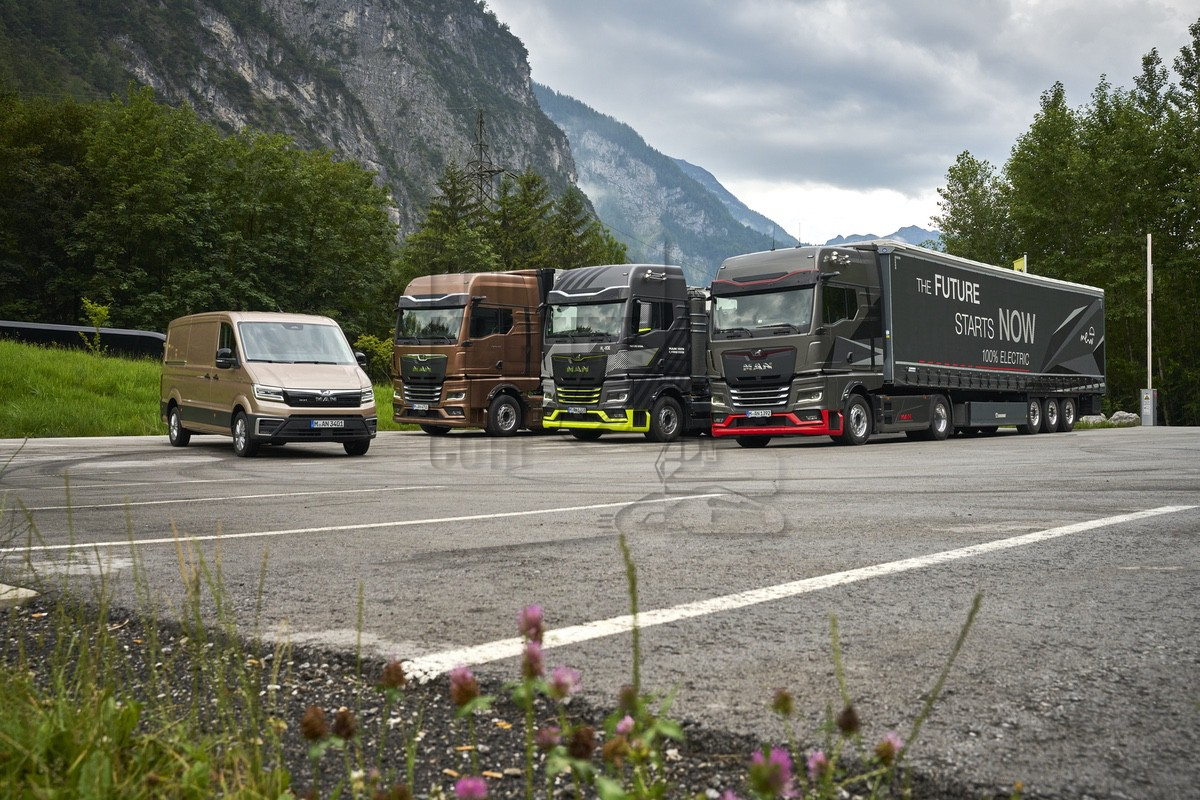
[542, 408, 649, 433]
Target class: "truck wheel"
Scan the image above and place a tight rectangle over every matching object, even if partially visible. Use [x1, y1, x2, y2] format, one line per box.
[486, 394, 522, 436]
[646, 396, 682, 443]
[343, 439, 370, 456]
[168, 406, 191, 447]
[1017, 398, 1042, 434]
[930, 395, 952, 440]
[570, 429, 602, 441]
[1060, 397, 1077, 432]
[232, 412, 259, 457]
[839, 395, 871, 446]
[419, 424, 451, 436]
[1041, 398, 1060, 433]
[736, 436, 770, 448]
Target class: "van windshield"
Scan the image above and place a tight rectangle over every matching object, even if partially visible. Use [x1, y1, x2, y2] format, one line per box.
[239, 322, 357, 364]
[395, 307, 465, 343]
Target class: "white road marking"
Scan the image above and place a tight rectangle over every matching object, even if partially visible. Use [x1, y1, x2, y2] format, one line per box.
[21, 485, 446, 512]
[401, 505, 1197, 681]
[0, 493, 726, 554]
[9, 478, 243, 493]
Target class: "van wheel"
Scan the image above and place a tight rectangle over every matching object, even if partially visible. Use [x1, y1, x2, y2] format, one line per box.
[486, 395, 522, 436]
[839, 395, 872, 445]
[168, 406, 191, 447]
[419, 424, 450, 436]
[736, 436, 770, 448]
[343, 439, 370, 456]
[232, 412, 259, 457]
[646, 396, 682, 443]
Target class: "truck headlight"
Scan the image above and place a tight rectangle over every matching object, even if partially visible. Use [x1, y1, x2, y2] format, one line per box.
[253, 384, 285, 402]
[445, 391, 466, 402]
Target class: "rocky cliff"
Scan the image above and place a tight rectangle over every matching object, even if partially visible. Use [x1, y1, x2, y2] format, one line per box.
[2, 0, 576, 232]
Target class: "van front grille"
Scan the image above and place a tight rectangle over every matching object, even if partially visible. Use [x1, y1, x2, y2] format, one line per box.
[283, 389, 362, 408]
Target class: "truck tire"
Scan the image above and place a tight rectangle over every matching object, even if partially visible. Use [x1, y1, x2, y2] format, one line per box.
[1017, 398, 1042, 435]
[419, 424, 451, 436]
[168, 406, 191, 447]
[485, 394, 522, 436]
[646, 396, 683, 443]
[930, 395, 953, 440]
[839, 395, 872, 446]
[343, 439, 370, 456]
[736, 436, 771, 448]
[1041, 398, 1060, 433]
[570, 429, 602, 441]
[232, 412, 259, 457]
[1060, 397, 1077, 432]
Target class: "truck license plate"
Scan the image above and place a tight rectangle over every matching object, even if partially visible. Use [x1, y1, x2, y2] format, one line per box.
[567, 406, 586, 414]
[310, 419, 345, 429]
[412, 403, 429, 411]
[746, 410, 772, 418]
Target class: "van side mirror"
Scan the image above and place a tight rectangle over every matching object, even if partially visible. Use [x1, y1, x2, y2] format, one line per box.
[215, 347, 238, 369]
[354, 351, 367, 368]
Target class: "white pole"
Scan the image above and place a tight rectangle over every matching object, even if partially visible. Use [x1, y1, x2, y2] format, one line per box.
[1147, 233, 1152, 392]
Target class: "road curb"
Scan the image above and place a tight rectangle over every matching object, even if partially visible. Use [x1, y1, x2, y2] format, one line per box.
[0, 583, 38, 608]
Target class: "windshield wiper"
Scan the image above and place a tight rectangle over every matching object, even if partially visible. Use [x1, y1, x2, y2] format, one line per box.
[716, 327, 753, 338]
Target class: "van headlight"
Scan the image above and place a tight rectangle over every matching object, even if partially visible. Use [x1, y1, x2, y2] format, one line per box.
[360, 388, 374, 405]
[253, 384, 285, 402]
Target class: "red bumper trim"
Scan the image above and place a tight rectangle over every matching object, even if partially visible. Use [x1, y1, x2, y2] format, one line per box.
[712, 410, 841, 438]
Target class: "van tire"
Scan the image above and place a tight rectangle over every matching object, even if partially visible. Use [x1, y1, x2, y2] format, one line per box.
[343, 440, 370, 456]
[486, 395, 522, 436]
[232, 412, 259, 457]
[168, 406, 191, 447]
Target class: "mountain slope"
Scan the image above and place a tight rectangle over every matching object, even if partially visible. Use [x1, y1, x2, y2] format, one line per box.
[673, 159, 798, 248]
[0, 0, 577, 233]
[533, 83, 793, 285]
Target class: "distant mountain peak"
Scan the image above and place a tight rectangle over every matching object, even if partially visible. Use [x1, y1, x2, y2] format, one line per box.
[825, 225, 941, 248]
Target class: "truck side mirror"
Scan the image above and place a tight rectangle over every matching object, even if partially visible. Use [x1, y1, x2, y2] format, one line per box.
[355, 351, 367, 368]
[215, 347, 238, 369]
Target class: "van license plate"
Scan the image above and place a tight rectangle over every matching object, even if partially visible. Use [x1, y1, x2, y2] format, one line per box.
[746, 410, 772, 418]
[412, 403, 429, 411]
[311, 419, 345, 429]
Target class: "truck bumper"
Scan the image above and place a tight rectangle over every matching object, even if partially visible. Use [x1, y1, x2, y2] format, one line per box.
[711, 409, 842, 438]
[542, 407, 650, 433]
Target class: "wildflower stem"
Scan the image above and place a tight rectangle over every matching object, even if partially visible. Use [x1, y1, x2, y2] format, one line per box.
[903, 591, 983, 760]
[618, 533, 641, 696]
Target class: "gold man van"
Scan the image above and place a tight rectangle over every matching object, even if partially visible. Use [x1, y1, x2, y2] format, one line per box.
[160, 312, 377, 457]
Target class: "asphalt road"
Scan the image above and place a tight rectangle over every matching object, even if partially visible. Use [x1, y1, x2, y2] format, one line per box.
[2, 427, 1198, 799]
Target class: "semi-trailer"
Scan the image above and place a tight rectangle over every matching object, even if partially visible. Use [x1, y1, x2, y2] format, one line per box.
[539, 263, 710, 442]
[392, 269, 554, 435]
[708, 240, 1105, 447]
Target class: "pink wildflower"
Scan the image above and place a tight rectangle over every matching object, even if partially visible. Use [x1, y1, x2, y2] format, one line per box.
[749, 746, 795, 798]
[454, 775, 488, 800]
[535, 725, 561, 750]
[875, 731, 905, 766]
[521, 639, 544, 679]
[548, 665, 581, 701]
[806, 749, 831, 783]
[517, 604, 545, 642]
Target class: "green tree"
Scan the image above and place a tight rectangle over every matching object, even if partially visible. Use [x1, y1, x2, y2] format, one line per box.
[491, 168, 553, 270]
[931, 151, 1012, 265]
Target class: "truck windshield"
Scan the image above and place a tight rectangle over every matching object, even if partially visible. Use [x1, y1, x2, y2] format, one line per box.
[711, 287, 815, 339]
[546, 301, 624, 341]
[395, 307, 465, 343]
[239, 322, 357, 364]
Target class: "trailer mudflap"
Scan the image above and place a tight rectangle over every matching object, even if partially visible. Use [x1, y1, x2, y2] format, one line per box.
[712, 409, 841, 438]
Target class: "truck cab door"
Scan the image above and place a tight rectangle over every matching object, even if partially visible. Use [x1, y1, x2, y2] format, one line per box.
[464, 305, 513, 374]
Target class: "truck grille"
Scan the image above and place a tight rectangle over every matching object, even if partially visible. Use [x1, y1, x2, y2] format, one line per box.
[555, 385, 602, 405]
[283, 389, 362, 408]
[730, 383, 790, 409]
[403, 384, 442, 404]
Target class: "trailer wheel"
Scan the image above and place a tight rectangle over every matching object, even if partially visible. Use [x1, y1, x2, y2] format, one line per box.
[1060, 397, 1077, 432]
[646, 396, 683, 443]
[485, 394, 522, 436]
[570, 429, 603, 441]
[1041, 398, 1060, 433]
[1017, 398, 1042, 434]
[839, 395, 872, 446]
[736, 436, 771, 448]
[419, 424, 451, 436]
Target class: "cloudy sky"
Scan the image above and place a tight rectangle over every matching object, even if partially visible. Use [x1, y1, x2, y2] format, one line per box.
[484, 0, 1196, 244]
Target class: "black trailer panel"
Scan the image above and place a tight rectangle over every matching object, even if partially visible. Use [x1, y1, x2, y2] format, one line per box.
[883, 249, 1104, 393]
